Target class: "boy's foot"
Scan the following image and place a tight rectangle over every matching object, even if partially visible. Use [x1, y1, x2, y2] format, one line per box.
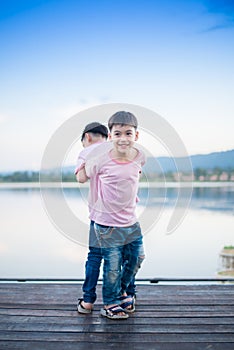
[120, 295, 135, 313]
[77, 298, 93, 314]
[100, 304, 129, 319]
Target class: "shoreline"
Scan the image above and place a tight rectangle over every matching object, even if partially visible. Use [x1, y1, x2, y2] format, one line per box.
[0, 181, 234, 189]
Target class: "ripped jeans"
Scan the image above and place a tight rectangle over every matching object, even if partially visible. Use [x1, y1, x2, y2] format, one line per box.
[94, 221, 145, 305]
[82, 221, 137, 304]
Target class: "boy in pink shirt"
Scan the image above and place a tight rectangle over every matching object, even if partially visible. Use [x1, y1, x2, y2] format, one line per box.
[75, 122, 136, 314]
[85, 111, 145, 319]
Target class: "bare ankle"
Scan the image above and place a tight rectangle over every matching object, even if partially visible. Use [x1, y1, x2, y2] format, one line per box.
[82, 301, 93, 309]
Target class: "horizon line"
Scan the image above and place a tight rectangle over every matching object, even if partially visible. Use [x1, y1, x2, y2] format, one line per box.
[1, 147, 233, 173]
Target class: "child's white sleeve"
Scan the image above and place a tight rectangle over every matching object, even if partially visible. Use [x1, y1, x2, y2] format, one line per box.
[85, 142, 112, 177]
[74, 151, 86, 175]
[85, 157, 97, 178]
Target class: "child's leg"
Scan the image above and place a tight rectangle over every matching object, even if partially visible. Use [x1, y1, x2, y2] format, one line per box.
[81, 222, 103, 304]
[122, 247, 136, 296]
[102, 246, 123, 306]
[120, 223, 145, 294]
[82, 246, 103, 304]
[126, 278, 136, 297]
[94, 223, 125, 306]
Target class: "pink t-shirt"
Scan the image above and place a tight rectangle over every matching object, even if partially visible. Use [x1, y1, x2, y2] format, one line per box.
[85, 145, 145, 227]
[74, 142, 104, 175]
[75, 142, 113, 219]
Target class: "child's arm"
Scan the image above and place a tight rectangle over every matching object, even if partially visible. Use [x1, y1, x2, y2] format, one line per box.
[76, 165, 88, 183]
[75, 149, 89, 183]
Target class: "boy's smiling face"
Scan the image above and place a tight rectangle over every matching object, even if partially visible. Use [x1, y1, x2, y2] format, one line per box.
[109, 124, 139, 156]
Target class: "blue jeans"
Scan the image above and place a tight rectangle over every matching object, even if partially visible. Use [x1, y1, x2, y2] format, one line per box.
[82, 221, 138, 303]
[94, 221, 145, 305]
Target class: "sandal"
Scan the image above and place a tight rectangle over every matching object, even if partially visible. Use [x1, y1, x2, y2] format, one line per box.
[100, 305, 129, 319]
[77, 298, 93, 314]
[119, 295, 135, 313]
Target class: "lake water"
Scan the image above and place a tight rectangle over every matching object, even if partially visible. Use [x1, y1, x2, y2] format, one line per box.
[0, 183, 233, 280]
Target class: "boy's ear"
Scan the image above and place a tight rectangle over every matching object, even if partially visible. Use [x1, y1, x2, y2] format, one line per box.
[135, 131, 139, 141]
[108, 132, 112, 140]
[85, 133, 92, 142]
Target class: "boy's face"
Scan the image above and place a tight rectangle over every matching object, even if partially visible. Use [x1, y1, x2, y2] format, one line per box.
[109, 124, 139, 155]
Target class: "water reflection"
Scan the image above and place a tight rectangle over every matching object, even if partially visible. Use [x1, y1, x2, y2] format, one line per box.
[192, 187, 234, 212]
[50, 185, 234, 212]
[0, 185, 233, 279]
[138, 186, 234, 213]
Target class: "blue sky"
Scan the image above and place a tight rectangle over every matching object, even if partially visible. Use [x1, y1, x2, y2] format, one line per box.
[0, 0, 233, 171]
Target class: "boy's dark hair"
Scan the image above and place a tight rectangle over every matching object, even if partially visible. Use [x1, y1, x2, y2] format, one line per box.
[81, 122, 108, 141]
[108, 111, 138, 131]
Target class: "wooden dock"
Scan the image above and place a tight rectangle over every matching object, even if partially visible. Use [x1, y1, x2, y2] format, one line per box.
[0, 282, 234, 349]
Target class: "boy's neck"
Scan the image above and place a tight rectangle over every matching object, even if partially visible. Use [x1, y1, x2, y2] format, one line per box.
[111, 147, 138, 162]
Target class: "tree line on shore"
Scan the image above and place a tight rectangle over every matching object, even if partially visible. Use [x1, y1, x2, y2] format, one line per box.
[1, 167, 234, 182]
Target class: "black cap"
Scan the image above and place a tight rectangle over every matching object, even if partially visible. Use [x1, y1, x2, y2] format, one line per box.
[81, 122, 108, 141]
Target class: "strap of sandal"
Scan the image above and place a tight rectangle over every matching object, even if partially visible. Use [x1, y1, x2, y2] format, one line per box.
[120, 296, 135, 310]
[105, 305, 125, 315]
[120, 300, 133, 309]
[120, 295, 133, 303]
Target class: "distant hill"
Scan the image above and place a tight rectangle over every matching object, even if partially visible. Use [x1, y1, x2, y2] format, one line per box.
[1, 149, 233, 182]
[143, 149, 234, 174]
[190, 149, 234, 170]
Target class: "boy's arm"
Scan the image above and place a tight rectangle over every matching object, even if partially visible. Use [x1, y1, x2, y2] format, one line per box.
[75, 148, 90, 183]
[76, 165, 89, 183]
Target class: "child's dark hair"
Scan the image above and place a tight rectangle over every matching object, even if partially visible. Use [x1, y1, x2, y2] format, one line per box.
[108, 111, 138, 131]
[81, 122, 108, 141]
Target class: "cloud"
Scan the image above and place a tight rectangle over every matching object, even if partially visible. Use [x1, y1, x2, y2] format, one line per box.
[202, 22, 234, 33]
[203, 0, 234, 31]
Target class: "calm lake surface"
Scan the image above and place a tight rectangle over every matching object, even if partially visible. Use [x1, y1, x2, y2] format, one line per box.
[0, 183, 233, 280]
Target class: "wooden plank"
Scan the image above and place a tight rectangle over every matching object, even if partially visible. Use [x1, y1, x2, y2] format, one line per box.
[1, 315, 234, 325]
[0, 331, 234, 342]
[0, 341, 234, 350]
[1, 308, 234, 318]
[1, 303, 233, 313]
[1, 322, 234, 333]
[1, 286, 233, 302]
[2, 288, 233, 297]
[0, 291, 234, 306]
[1, 284, 233, 293]
[0, 283, 233, 348]
[1, 283, 233, 293]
